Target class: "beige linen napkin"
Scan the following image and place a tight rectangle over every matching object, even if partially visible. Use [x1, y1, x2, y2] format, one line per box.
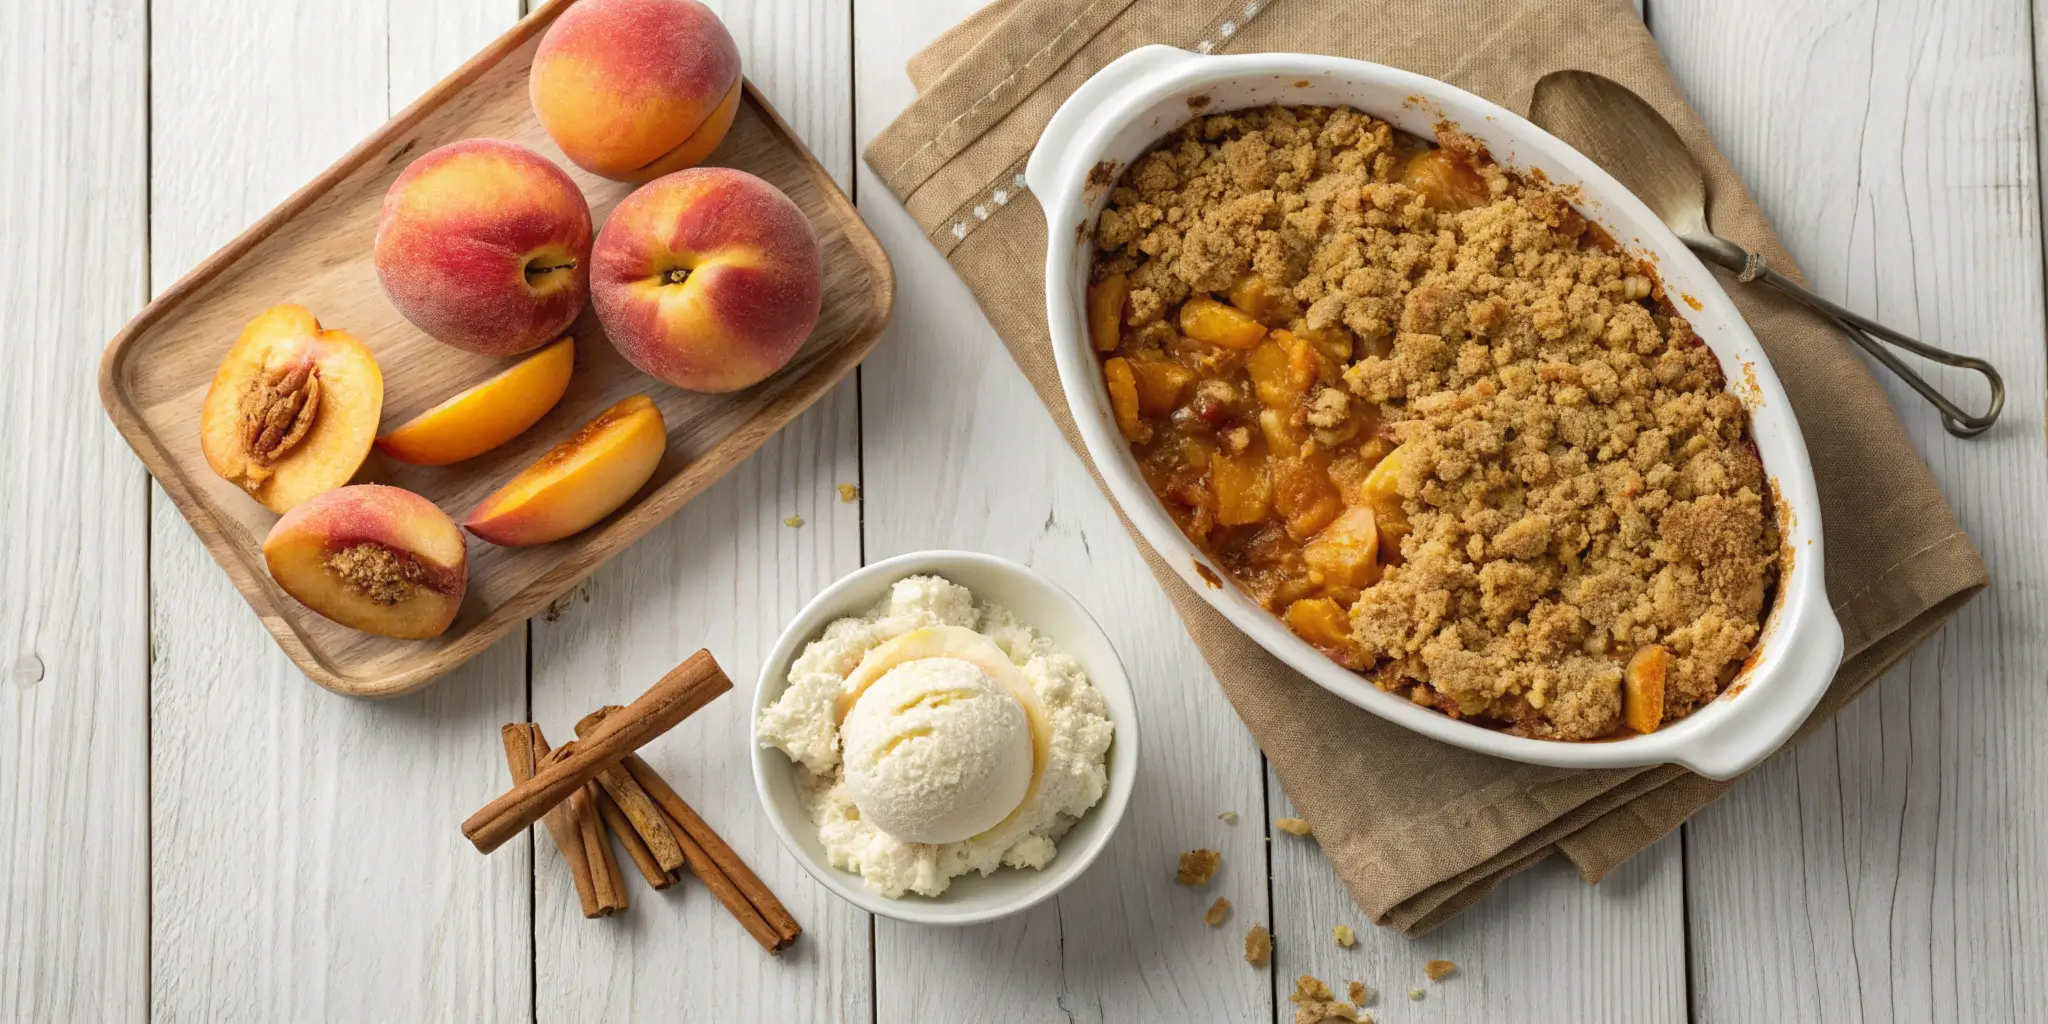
[866, 0, 1989, 935]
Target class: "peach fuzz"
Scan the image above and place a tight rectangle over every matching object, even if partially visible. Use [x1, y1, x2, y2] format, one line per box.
[264, 484, 467, 640]
[464, 395, 667, 547]
[201, 304, 383, 514]
[590, 167, 821, 392]
[375, 337, 575, 466]
[374, 138, 592, 356]
[529, 0, 742, 183]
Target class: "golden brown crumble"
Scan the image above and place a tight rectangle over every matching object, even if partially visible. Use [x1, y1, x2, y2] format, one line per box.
[1176, 848, 1221, 886]
[1333, 924, 1355, 947]
[1090, 105, 1777, 740]
[1289, 974, 1367, 1023]
[1275, 816, 1313, 836]
[325, 543, 424, 605]
[1425, 959, 1457, 982]
[1245, 924, 1272, 967]
[1205, 896, 1232, 927]
[1348, 981, 1372, 1006]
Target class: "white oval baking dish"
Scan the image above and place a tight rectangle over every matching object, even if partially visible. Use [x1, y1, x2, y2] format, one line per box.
[1026, 45, 1841, 779]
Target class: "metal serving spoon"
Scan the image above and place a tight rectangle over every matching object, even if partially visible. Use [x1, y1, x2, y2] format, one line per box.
[1529, 70, 2004, 438]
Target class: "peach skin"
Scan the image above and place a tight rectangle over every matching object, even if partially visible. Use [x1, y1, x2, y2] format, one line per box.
[590, 167, 822, 392]
[464, 395, 667, 547]
[529, 0, 742, 183]
[264, 484, 467, 639]
[201, 304, 384, 513]
[374, 138, 592, 356]
[375, 337, 575, 466]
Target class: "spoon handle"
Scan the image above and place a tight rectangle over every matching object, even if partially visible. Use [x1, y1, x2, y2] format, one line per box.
[1687, 240, 2005, 438]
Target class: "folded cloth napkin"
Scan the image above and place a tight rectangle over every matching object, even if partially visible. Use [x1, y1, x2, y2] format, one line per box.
[865, 0, 1989, 935]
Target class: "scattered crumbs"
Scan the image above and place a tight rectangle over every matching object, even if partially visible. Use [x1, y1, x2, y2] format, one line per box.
[1348, 981, 1373, 1006]
[1408, 989, 1425, 1001]
[1217, 810, 1239, 824]
[1244, 924, 1272, 968]
[836, 483, 860, 502]
[1333, 925, 1356, 948]
[1275, 817, 1313, 836]
[1204, 897, 1232, 927]
[1288, 974, 1364, 1022]
[1176, 848, 1221, 886]
[784, 514, 805, 528]
[1426, 959, 1457, 982]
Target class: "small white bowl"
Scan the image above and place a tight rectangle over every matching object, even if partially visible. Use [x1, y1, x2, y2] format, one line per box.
[750, 550, 1139, 926]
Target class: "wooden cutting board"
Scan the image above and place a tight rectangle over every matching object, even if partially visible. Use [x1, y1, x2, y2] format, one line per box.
[97, 0, 893, 698]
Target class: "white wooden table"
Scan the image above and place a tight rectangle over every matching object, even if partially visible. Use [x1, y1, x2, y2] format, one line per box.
[5, 0, 2044, 1019]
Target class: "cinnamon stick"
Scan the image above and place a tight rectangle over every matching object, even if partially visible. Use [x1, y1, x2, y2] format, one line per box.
[462, 651, 731, 853]
[595, 787, 675, 891]
[624, 753, 802, 950]
[573, 708, 687, 874]
[574, 782, 627, 916]
[505, 725, 600, 919]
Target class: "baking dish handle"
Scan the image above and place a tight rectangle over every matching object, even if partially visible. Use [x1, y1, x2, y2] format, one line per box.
[1026, 44, 1198, 203]
[1669, 603, 1845, 780]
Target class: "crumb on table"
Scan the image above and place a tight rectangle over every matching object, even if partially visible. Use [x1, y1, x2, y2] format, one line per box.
[1275, 816, 1312, 836]
[1333, 924, 1355, 947]
[1426, 958, 1457, 982]
[1245, 924, 1272, 968]
[1205, 896, 1232, 927]
[1176, 848, 1221, 886]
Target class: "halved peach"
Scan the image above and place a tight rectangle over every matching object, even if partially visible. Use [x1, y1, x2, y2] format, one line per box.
[201, 304, 383, 513]
[375, 337, 575, 466]
[263, 484, 466, 639]
[464, 395, 666, 546]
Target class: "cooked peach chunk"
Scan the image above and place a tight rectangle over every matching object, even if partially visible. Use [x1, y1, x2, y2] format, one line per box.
[1178, 297, 1266, 349]
[263, 484, 466, 639]
[1227, 274, 1277, 321]
[201, 304, 384, 513]
[1246, 331, 1318, 409]
[1303, 505, 1380, 590]
[1623, 643, 1671, 733]
[376, 337, 575, 466]
[1283, 597, 1363, 666]
[1401, 149, 1492, 213]
[465, 395, 667, 546]
[1211, 451, 1271, 526]
[1273, 452, 1343, 540]
[1103, 357, 1150, 444]
[1128, 356, 1195, 415]
[1359, 441, 1412, 556]
[1088, 273, 1128, 352]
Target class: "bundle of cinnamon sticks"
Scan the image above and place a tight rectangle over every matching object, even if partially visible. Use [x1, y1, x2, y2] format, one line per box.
[465, 649, 800, 952]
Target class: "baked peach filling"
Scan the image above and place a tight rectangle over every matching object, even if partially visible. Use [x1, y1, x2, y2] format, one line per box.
[1090, 105, 1778, 741]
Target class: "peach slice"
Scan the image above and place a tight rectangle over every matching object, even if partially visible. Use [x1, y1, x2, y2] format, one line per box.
[263, 484, 466, 639]
[200, 304, 383, 513]
[375, 337, 575, 466]
[464, 395, 667, 546]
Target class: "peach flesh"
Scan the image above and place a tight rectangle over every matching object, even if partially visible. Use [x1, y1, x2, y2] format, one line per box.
[529, 0, 743, 182]
[200, 304, 383, 514]
[374, 138, 592, 356]
[264, 484, 467, 639]
[590, 167, 822, 392]
[464, 395, 667, 547]
[375, 337, 576, 466]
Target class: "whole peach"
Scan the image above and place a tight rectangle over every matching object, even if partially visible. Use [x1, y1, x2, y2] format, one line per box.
[374, 138, 592, 356]
[530, 0, 742, 183]
[590, 167, 822, 392]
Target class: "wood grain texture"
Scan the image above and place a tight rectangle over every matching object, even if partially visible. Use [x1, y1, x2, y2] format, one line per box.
[146, 1, 531, 1019]
[855, 1, 1273, 1020]
[0, 0, 150, 1020]
[1267, 784, 1686, 1022]
[102, 0, 892, 697]
[1658, 0, 2048, 1020]
[527, 1, 874, 1019]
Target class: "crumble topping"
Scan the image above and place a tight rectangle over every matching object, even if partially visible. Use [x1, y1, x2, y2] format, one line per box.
[1090, 105, 1777, 739]
[1176, 848, 1222, 886]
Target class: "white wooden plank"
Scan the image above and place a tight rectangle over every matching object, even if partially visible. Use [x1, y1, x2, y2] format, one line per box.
[0, 1, 150, 1020]
[1266, 784, 1686, 1022]
[146, 2, 532, 1019]
[852, 2, 1273, 1020]
[1657, 0, 2048, 1020]
[527, 0, 873, 1019]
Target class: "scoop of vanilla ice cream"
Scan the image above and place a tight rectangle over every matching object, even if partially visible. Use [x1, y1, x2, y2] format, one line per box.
[839, 656, 1034, 845]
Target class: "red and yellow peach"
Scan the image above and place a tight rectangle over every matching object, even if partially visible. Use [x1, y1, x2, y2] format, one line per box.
[263, 484, 467, 639]
[590, 167, 822, 392]
[200, 304, 384, 513]
[375, 337, 576, 466]
[529, 0, 743, 183]
[374, 138, 592, 356]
